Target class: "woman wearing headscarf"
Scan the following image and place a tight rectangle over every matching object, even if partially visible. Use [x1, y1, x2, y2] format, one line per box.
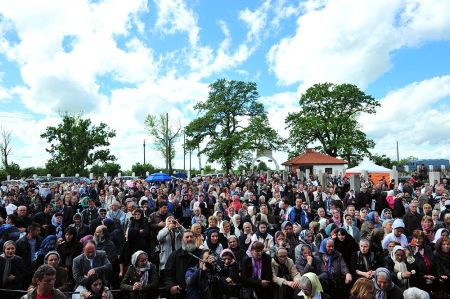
[0, 240, 25, 291]
[203, 228, 223, 257]
[372, 267, 402, 299]
[295, 243, 323, 276]
[230, 214, 242, 238]
[333, 228, 359, 269]
[295, 230, 319, 261]
[219, 248, 240, 298]
[57, 226, 82, 276]
[239, 221, 254, 251]
[432, 228, 449, 244]
[271, 247, 300, 299]
[157, 216, 185, 271]
[251, 222, 274, 254]
[120, 251, 158, 299]
[41, 251, 73, 292]
[227, 235, 246, 266]
[297, 272, 330, 299]
[434, 236, 450, 297]
[380, 209, 392, 222]
[343, 214, 361, 243]
[317, 238, 352, 298]
[384, 245, 413, 290]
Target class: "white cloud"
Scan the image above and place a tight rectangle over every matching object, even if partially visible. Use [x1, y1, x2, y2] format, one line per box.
[362, 75, 450, 160]
[154, 0, 199, 46]
[268, 0, 450, 88]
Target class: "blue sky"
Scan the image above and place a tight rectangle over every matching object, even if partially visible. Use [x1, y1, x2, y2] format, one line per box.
[1, 0, 450, 172]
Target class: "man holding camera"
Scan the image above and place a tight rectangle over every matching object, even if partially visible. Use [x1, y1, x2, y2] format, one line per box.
[185, 249, 227, 299]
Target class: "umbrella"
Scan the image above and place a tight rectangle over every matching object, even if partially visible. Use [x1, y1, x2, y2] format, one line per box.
[145, 172, 172, 182]
[172, 172, 187, 179]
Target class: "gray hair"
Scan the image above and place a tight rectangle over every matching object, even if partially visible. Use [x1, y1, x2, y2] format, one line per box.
[359, 238, 370, 246]
[403, 287, 430, 299]
[298, 276, 312, 293]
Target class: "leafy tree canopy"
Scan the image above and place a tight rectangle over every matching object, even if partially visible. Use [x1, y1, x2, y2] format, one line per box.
[286, 82, 379, 167]
[186, 79, 284, 174]
[41, 113, 116, 175]
[131, 162, 155, 177]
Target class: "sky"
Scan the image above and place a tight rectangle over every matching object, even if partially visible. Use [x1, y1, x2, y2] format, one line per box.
[1, 0, 450, 173]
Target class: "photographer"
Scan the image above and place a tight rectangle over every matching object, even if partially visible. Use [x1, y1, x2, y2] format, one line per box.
[185, 249, 227, 299]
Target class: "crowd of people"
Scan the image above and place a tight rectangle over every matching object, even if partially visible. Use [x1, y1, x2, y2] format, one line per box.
[0, 170, 449, 299]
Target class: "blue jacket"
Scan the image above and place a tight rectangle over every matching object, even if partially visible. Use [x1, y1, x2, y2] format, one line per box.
[288, 207, 310, 228]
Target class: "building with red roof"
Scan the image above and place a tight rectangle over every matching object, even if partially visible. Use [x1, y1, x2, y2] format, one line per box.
[282, 148, 347, 176]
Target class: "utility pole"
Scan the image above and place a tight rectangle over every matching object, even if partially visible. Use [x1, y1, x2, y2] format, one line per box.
[143, 139, 146, 165]
[396, 141, 399, 163]
[183, 131, 186, 171]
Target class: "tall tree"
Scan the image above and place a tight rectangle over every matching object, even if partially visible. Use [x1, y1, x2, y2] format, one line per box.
[286, 82, 379, 166]
[0, 126, 12, 169]
[145, 113, 181, 174]
[41, 114, 116, 175]
[185, 78, 283, 174]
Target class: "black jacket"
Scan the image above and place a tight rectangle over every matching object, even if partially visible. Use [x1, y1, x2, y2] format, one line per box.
[15, 236, 43, 270]
[241, 253, 273, 299]
[0, 255, 26, 290]
[164, 248, 202, 293]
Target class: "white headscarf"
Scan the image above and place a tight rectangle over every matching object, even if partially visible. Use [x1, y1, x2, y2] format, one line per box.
[131, 251, 151, 286]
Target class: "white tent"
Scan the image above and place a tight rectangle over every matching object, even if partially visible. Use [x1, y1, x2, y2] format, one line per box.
[346, 159, 391, 174]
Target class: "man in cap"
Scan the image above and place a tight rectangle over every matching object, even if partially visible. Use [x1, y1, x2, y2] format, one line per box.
[381, 219, 408, 249]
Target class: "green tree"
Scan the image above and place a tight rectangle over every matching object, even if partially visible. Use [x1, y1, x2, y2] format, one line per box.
[131, 162, 155, 177]
[370, 153, 394, 169]
[90, 163, 121, 177]
[41, 114, 116, 175]
[186, 79, 283, 174]
[257, 161, 269, 171]
[5, 162, 20, 178]
[20, 167, 48, 178]
[145, 113, 181, 175]
[286, 83, 379, 167]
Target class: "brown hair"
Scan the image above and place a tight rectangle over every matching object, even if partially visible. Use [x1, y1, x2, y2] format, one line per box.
[251, 241, 264, 251]
[412, 229, 426, 240]
[435, 236, 450, 254]
[350, 278, 375, 297]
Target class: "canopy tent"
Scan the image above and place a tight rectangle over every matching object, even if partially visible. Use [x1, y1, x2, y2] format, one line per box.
[345, 159, 391, 183]
[172, 172, 187, 179]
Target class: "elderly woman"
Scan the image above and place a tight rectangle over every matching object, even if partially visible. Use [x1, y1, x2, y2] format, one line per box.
[297, 272, 329, 299]
[0, 240, 25, 290]
[157, 216, 185, 270]
[43, 251, 72, 292]
[190, 223, 204, 248]
[384, 245, 413, 290]
[271, 247, 300, 299]
[403, 287, 430, 299]
[372, 267, 402, 299]
[120, 251, 158, 299]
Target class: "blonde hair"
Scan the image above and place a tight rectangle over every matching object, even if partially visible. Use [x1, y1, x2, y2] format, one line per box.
[350, 278, 375, 297]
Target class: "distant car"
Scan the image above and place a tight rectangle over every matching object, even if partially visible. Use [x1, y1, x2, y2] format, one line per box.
[119, 176, 139, 181]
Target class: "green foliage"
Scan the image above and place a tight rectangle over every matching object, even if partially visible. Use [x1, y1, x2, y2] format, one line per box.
[20, 167, 48, 178]
[5, 162, 21, 179]
[131, 162, 155, 177]
[145, 114, 181, 175]
[286, 83, 380, 167]
[257, 161, 269, 171]
[90, 163, 121, 177]
[41, 113, 116, 175]
[203, 164, 214, 173]
[185, 79, 283, 174]
[370, 153, 394, 169]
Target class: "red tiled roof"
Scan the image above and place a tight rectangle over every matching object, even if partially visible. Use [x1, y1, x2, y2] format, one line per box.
[283, 148, 347, 165]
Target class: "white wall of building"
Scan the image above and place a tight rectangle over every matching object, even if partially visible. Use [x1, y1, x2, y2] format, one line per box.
[312, 164, 346, 175]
